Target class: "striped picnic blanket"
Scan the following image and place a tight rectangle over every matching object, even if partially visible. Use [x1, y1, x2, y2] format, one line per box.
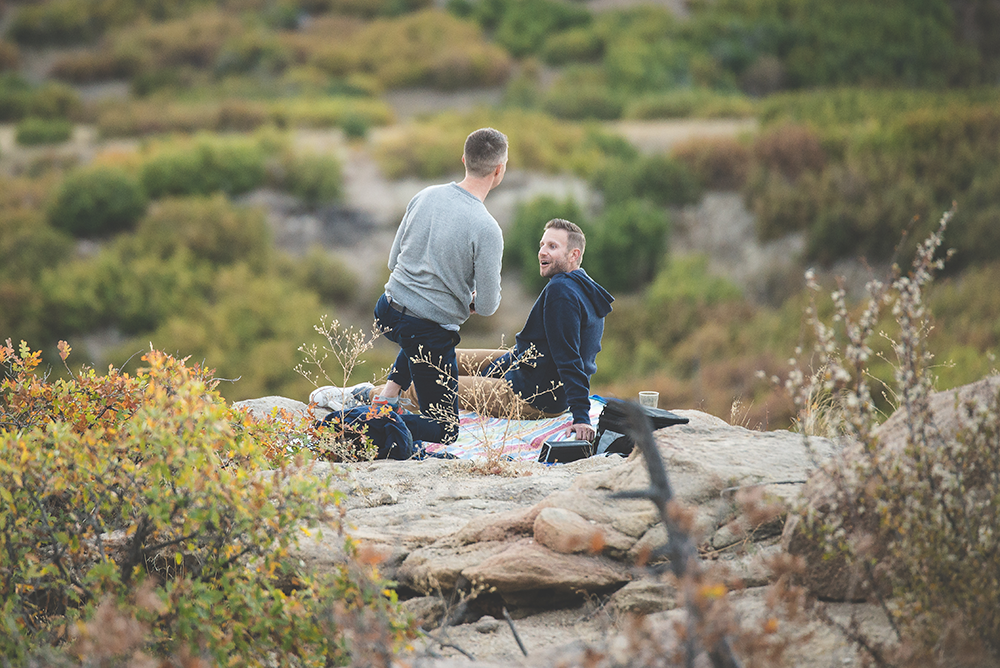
[421, 396, 608, 461]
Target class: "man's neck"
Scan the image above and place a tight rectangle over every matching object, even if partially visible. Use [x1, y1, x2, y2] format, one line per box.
[455, 175, 494, 202]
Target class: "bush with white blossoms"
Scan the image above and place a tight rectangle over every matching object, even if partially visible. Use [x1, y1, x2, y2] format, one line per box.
[785, 207, 1000, 667]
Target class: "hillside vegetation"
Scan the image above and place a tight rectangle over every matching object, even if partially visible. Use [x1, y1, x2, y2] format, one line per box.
[1, 0, 999, 425]
[4, 1, 1000, 664]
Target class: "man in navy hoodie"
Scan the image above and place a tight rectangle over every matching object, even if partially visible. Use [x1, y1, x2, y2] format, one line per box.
[454, 218, 614, 441]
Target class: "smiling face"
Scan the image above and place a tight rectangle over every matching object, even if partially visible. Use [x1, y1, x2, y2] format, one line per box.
[538, 227, 581, 278]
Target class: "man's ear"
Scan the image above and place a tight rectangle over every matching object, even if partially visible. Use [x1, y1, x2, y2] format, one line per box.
[571, 247, 583, 266]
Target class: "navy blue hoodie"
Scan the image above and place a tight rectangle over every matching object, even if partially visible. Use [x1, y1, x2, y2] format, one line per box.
[508, 269, 614, 424]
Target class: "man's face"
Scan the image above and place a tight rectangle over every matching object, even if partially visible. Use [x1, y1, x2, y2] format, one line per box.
[538, 228, 577, 278]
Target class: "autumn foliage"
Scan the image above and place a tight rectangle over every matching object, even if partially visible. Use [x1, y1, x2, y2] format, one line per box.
[0, 341, 409, 665]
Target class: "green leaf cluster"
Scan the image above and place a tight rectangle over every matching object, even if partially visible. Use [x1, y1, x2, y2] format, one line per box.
[47, 166, 149, 238]
[0, 74, 80, 124]
[140, 135, 268, 199]
[14, 117, 73, 146]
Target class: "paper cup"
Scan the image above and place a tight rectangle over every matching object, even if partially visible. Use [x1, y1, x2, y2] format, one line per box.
[638, 391, 659, 408]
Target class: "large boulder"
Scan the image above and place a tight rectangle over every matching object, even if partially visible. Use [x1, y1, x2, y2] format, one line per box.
[462, 538, 633, 606]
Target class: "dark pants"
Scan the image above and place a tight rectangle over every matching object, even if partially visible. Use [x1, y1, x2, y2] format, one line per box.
[374, 294, 460, 444]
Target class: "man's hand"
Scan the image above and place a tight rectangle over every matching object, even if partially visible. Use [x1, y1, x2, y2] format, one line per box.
[565, 422, 595, 442]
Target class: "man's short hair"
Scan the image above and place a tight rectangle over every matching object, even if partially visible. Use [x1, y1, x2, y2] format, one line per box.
[464, 127, 508, 177]
[544, 218, 586, 257]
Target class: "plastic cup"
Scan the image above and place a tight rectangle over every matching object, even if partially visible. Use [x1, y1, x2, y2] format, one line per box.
[638, 391, 659, 408]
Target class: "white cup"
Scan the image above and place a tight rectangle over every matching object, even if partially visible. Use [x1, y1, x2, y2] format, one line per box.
[638, 391, 659, 408]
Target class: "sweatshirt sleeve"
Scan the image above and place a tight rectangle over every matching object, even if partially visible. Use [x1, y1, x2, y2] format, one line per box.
[542, 288, 591, 424]
[472, 222, 504, 316]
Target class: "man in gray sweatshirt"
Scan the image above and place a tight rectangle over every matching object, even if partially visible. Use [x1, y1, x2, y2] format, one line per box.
[373, 127, 507, 444]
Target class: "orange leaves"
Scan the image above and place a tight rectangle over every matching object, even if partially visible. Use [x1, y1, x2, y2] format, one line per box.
[1, 341, 410, 664]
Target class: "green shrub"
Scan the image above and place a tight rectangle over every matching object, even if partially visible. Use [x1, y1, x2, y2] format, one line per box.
[744, 165, 818, 240]
[541, 26, 603, 65]
[672, 136, 752, 190]
[49, 49, 136, 82]
[603, 37, 692, 94]
[470, 0, 591, 58]
[756, 87, 1000, 129]
[591, 153, 702, 207]
[310, 9, 512, 90]
[0, 75, 81, 123]
[129, 194, 273, 269]
[623, 89, 757, 119]
[751, 123, 826, 181]
[96, 100, 216, 137]
[7, 0, 96, 45]
[140, 262, 325, 401]
[289, 246, 359, 304]
[632, 153, 703, 207]
[140, 136, 268, 198]
[372, 109, 618, 179]
[586, 199, 670, 293]
[927, 261, 1000, 387]
[0, 208, 73, 282]
[687, 0, 984, 88]
[47, 166, 148, 237]
[0, 209, 74, 344]
[804, 157, 935, 264]
[341, 113, 370, 139]
[270, 96, 394, 129]
[41, 244, 211, 335]
[272, 151, 343, 206]
[325, 0, 433, 17]
[111, 9, 244, 72]
[542, 66, 623, 120]
[0, 344, 410, 665]
[213, 28, 290, 77]
[39, 196, 273, 337]
[14, 117, 73, 146]
[645, 254, 744, 343]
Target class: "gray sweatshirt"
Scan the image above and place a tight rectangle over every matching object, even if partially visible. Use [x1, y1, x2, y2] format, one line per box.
[385, 182, 503, 326]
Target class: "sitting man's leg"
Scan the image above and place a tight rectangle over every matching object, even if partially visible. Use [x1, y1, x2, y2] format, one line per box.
[456, 374, 556, 419]
[377, 349, 508, 410]
[457, 349, 562, 419]
[374, 348, 563, 421]
[458, 349, 506, 376]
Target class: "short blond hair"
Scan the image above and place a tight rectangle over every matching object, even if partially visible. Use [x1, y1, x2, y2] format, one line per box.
[544, 218, 586, 258]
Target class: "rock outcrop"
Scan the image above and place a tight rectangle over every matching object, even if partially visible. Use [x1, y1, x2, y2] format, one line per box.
[234, 397, 838, 610]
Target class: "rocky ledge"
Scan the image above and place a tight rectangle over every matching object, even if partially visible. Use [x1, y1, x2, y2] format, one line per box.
[236, 377, 999, 666]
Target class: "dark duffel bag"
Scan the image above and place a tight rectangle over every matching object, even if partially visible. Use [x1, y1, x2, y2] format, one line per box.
[595, 400, 689, 456]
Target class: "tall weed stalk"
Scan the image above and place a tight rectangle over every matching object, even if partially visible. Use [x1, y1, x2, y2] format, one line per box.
[785, 207, 1000, 666]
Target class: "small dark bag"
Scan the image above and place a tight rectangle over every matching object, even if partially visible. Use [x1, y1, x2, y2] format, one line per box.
[318, 406, 416, 460]
[594, 401, 689, 456]
[537, 439, 594, 463]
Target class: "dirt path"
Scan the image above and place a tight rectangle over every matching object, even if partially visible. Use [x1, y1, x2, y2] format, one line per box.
[611, 118, 757, 153]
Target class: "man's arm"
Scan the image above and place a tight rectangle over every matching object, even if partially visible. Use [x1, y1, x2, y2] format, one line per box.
[541, 290, 594, 438]
[471, 223, 503, 316]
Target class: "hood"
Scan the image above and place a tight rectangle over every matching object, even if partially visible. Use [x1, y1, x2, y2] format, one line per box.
[559, 269, 614, 317]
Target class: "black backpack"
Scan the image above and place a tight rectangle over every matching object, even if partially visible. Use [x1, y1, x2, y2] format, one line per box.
[594, 400, 689, 456]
